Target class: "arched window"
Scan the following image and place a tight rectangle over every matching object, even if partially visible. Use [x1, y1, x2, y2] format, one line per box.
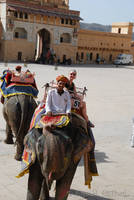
[24, 13, 28, 19]
[118, 28, 121, 34]
[14, 11, 18, 18]
[61, 18, 64, 24]
[60, 33, 71, 43]
[19, 12, 23, 18]
[14, 28, 27, 39]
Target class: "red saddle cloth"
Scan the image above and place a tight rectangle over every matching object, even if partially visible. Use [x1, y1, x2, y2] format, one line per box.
[36, 115, 70, 128]
[40, 115, 61, 124]
[11, 71, 35, 84]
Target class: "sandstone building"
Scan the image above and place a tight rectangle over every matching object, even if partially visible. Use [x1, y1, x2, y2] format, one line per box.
[78, 22, 133, 64]
[0, 0, 133, 64]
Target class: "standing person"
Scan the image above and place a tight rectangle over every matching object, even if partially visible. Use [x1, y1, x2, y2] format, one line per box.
[46, 49, 51, 64]
[66, 69, 95, 128]
[45, 75, 71, 117]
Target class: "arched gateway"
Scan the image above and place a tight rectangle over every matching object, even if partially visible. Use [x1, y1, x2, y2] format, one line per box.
[35, 28, 51, 63]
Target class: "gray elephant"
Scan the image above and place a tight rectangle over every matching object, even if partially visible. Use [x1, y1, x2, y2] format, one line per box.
[24, 113, 94, 200]
[3, 94, 37, 161]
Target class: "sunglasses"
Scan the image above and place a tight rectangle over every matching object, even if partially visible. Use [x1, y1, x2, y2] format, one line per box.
[70, 73, 76, 76]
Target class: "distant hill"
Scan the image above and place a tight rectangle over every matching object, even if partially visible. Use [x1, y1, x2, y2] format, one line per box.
[80, 22, 134, 41]
[80, 22, 111, 32]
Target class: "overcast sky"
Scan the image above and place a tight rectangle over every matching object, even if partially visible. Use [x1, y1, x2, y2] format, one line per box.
[69, 0, 134, 25]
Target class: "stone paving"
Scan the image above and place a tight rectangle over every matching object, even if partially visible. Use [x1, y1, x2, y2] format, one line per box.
[0, 63, 134, 200]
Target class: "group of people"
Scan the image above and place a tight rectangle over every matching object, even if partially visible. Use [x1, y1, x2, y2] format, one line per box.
[1, 66, 94, 130]
[40, 69, 95, 163]
[1, 66, 97, 180]
[44, 69, 94, 129]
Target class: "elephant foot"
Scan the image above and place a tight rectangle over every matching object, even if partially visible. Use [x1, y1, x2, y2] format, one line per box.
[15, 143, 24, 161]
[14, 153, 22, 161]
[4, 138, 14, 144]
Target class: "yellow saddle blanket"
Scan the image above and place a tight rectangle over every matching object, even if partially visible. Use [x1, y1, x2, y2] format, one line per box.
[35, 115, 70, 128]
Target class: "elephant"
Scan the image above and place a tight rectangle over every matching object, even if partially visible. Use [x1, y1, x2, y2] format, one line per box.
[24, 113, 93, 200]
[3, 94, 37, 161]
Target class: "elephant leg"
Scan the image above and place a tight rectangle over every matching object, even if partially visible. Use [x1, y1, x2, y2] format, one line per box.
[55, 161, 78, 200]
[14, 142, 24, 161]
[39, 179, 49, 200]
[14, 128, 26, 161]
[4, 123, 14, 144]
[27, 160, 43, 200]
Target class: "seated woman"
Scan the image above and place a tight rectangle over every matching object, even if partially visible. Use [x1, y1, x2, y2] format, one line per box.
[65, 69, 94, 128]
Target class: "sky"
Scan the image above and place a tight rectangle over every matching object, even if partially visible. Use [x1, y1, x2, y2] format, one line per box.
[69, 0, 134, 25]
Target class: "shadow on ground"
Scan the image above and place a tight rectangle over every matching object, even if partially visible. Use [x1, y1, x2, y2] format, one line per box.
[78, 149, 110, 167]
[0, 128, 6, 132]
[49, 189, 113, 200]
[69, 189, 113, 200]
[0, 129, 6, 142]
[95, 150, 110, 163]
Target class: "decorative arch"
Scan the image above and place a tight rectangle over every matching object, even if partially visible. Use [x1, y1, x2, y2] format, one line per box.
[35, 28, 51, 62]
[60, 33, 71, 43]
[14, 27, 27, 39]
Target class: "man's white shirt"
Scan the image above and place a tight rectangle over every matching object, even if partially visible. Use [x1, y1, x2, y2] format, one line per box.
[45, 88, 71, 114]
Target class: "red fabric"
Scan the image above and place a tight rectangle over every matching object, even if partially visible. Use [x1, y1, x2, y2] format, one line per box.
[5, 72, 12, 86]
[41, 115, 61, 125]
[23, 149, 28, 161]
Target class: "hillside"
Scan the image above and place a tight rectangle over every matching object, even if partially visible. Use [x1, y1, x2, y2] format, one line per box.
[80, 22, 134, 40]
[80, 22, 134, 41]
[80, 22, 111, 32]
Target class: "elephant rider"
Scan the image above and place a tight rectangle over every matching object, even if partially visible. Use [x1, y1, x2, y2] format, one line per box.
[65, 70, 94, 127]
[45, 75, 92, 163]
[45, 75, 73, 146]
[15, 65, 22, 75]
[45, 75, 71, 117]
[65, 70, 95, 148]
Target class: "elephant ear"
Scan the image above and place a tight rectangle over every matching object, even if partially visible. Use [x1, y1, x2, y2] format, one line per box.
[24, 128, 42, 162]
[16, 128, 42, 178]
[71, 112, 87, 133]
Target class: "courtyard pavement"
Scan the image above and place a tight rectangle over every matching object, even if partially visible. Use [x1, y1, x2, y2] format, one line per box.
[0, 63, 134, 200]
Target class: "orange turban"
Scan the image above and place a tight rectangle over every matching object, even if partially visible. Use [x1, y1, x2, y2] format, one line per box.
[56, 75, 69, 83]
[15, 65, 22, 70]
